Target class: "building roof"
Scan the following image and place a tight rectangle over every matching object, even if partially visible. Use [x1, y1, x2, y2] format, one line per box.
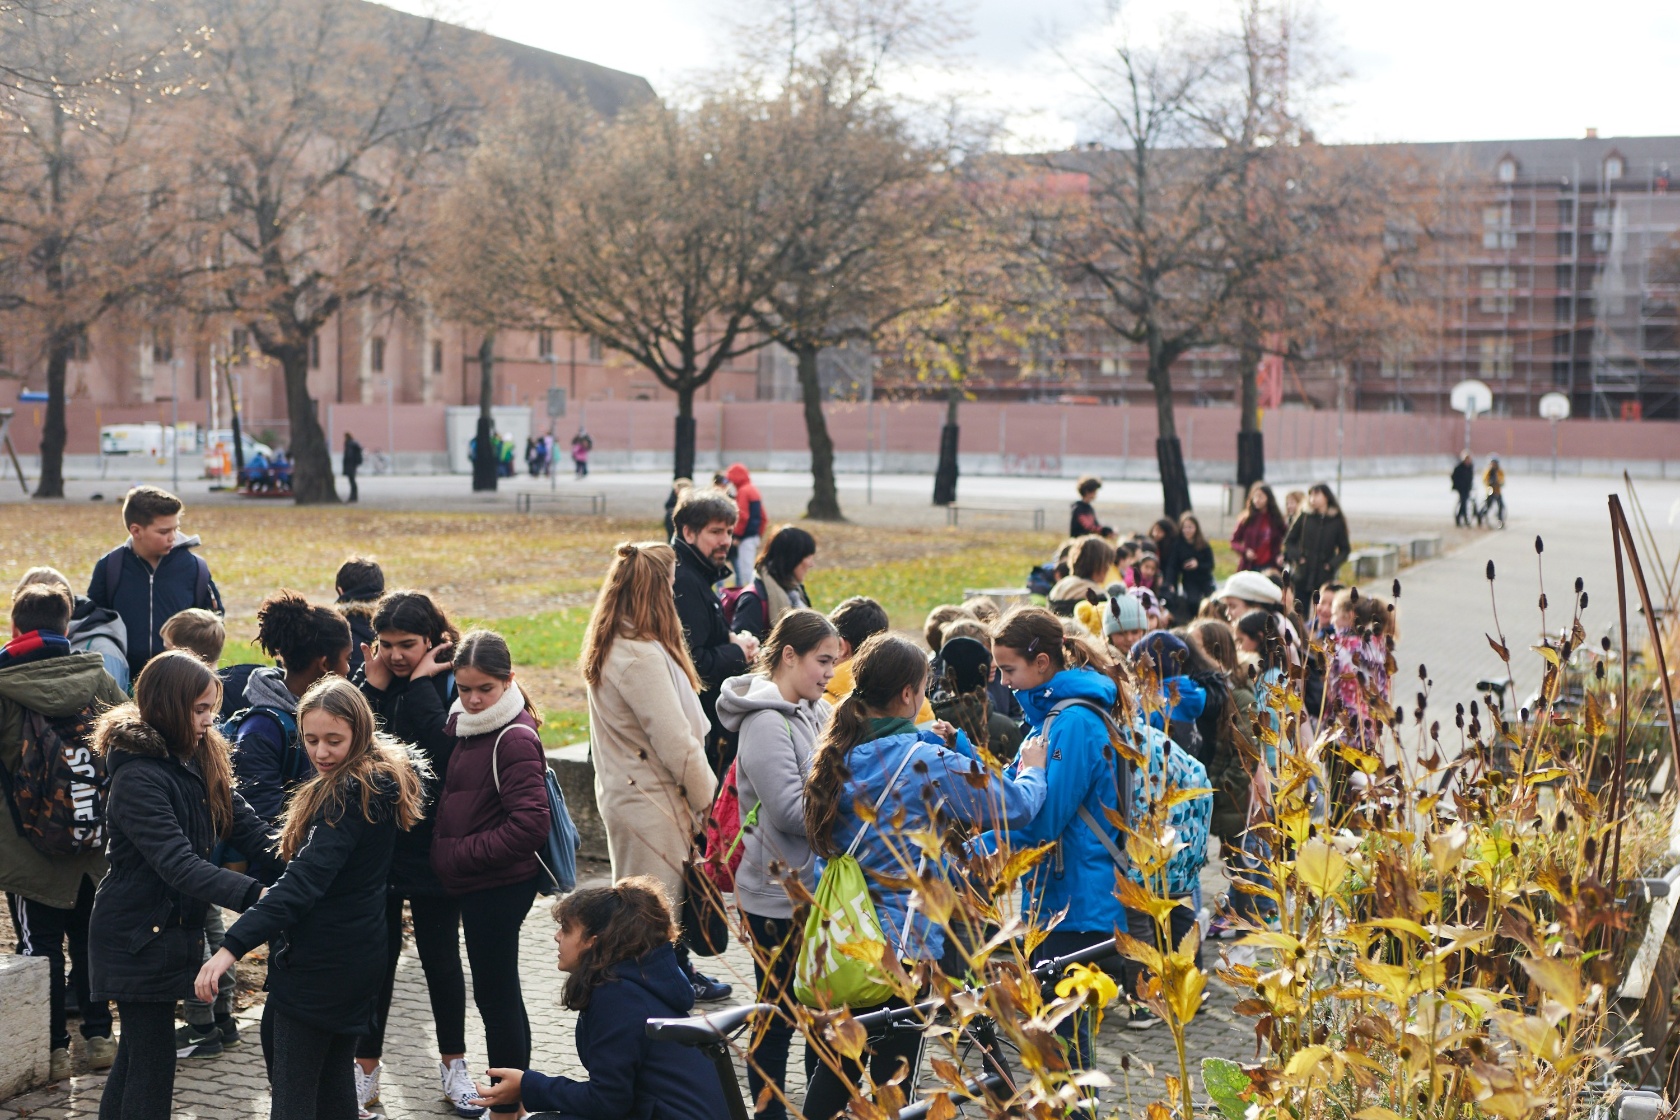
[1363, 135, 1679, 184]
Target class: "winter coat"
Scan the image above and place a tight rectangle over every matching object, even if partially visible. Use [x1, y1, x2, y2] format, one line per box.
[1451, 460, 1473, 495]
[520, 943, 729, 1120]
[730, 577, 809, 641]
[1282, 511, 1351, 596]
[342, 436, 364, 474]
[1188, 669, 1231, 769]
[1126, 719, 1212, 898]
[1009, 668, 1127, 933]
[1165, 538, 1217, 601]
[1208, 679, 1258, 843]
[831, 724, 1046, 961]
[221, 775, 398, 1033]
[86, 537, 223, 675]
[0, 648, 127, 908]
[587, 636, 715, 901]
[1069, 499, 1103, 538]
[715, 674, 828, 919]
[88, 708, 280, 1003]
[1048, 576, 1107, 617]
[66, 597, 130, 693]
[338, 600, 377, 677]
[724, 464, 765, 539]
[359, 671, 456, 896]
[672, 536, 749, 763]
[1230, 513, 1284, 572]
[230, 667, 308, 825]
[430, 687, 550, 895]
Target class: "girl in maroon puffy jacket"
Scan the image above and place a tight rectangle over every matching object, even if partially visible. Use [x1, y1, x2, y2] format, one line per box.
[430, 630, 552, 1116]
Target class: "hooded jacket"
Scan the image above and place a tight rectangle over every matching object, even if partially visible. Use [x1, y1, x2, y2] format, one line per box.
[671, 536, 748, 766]
[715, 674, 828, 919]
[0, 648, 127, 908]
[87, 708, 280, 1003]
[1207, 677, 1258, 842]
[520, 942, 730, 1120]
[67, 596, 130, 693]
[230, 667, 309, 825]
[1010, 668, 1127, 933]
[829, 727, 1045, 961]
[359, 670, 456, 895]
[221, 774, 399, 1034]
[430, 685, 550, 894]
[724, 463, 764, 539]
[86, 535, 223, 674]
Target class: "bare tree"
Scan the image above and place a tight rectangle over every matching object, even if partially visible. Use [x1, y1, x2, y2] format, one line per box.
[0, 4, 196, 497]
[185, 0, 479, 503]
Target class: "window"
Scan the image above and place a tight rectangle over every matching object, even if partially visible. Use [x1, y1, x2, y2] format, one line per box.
[1555, 231, 1573, 256]
[587, 336, 603, 362]
[1605, 154, 1624, 181]
[1478, 336, 1513, 379]
[309, 334, 321, 369]
[1553, 331, 1573, 356]
[1593, 203, 1614, 249]
[1554, 295, 1573, 322]
[1497, 157, 1517, 183]
[537, 330, 553, 357]
[230, 328, 249, 364]
[370, 337, 385, 373]
[152, 332, 173, 364]
[1482, 204, 1515, 249]
[1479, 268, 1516, 313]
[1556, 199, 1574, 224]
[432, 339, 443, 375]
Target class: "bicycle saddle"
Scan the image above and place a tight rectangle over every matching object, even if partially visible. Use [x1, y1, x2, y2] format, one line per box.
[645, 1003, 776, 1045]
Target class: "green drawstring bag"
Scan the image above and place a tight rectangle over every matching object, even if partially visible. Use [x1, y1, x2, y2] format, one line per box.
[794, 748, 919, 1009]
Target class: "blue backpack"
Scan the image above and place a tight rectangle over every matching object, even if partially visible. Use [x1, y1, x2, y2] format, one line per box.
[223, 705, 310, 788]
[490, 727, 580, 895]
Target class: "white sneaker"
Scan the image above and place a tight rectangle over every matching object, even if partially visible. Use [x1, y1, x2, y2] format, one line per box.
[440, 1058, 487, 1118]
[355, 1059, 382, 1109]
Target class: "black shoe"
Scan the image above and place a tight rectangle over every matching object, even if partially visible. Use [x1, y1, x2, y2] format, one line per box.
[175, 1023, 223, 1059]
[691, 972, 733, 1003]
[214, 1016, 241, 1047]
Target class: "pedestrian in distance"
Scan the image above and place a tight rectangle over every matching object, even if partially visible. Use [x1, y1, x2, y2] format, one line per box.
[467, 878, 732, 1120]
[579, 541, 727, 1003]
[430, 630, 553, 1118]
[14, 566, 131, 692]
[354, 590, 478, 1118]
[1230, 482, 1287, 573]
[88, 651, 283, 1120]
[731, 526, 818, 641]
[670, 488, 759, 773]
[1, 582, 127, 1080]
[1281, 483, 1351, 606]
[342, 432, 363, 503]
[663, 477, 693, 541]
[1451, 453, 1474, 527]
[571, 429, 592, 478]
[801, 633, 1047, 1120]
[1482, 457, 1506, 527]
[1165, 512, 1217, 620]
[714, 609, 839, 1120]
[724, 463, 767, 589]
[1069, 475, 1106, 537]
[195, 678, 425, 1120]
[87, 486, 223, 677]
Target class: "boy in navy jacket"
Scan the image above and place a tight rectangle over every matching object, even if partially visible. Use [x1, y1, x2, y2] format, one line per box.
[87, 486, 223, 676]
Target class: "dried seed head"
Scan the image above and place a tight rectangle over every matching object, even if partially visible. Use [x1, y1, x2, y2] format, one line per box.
[1535, 535, 1544, 554]
[1580, 592, 1589, 609]
[1392, 578, 1401, 599]
[1418, 663, 1428, 680]
[1575, 576, 1584, 594]
[1539, 593, 1548, 611]
[1602, 636, 1612, 651]
[1487, 560, 1496, 580]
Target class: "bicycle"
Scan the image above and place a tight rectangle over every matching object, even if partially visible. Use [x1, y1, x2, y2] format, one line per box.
[1474, 490, 1506, 530]
[644, 937, 1119, 1120]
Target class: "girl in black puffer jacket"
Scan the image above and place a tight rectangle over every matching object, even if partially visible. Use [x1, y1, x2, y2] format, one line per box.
[90, 651, 283, 1120]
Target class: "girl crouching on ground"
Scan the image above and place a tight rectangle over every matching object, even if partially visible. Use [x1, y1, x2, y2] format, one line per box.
[468, 878, 730, 1120]
[195, 678, 424, 1120]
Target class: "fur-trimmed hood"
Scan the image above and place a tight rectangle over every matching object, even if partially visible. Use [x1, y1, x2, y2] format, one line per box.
[93, 704, 175, 763]
[337, 599, 376, 624]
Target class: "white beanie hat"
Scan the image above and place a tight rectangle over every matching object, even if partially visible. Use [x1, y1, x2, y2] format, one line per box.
[1104, 592, 1149, 636]
[1217, 570, 1285, 605]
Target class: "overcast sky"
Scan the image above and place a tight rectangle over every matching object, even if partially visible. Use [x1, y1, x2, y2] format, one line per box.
[395, 0, 1680, 148]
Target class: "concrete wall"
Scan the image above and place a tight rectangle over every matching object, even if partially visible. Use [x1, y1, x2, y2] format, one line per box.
[0, 955, 50, 1098]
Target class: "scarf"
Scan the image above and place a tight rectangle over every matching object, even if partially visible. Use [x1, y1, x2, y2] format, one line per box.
[451, 680, 528, 738]
[243, 666, 300, 714]
[0, 629, 71, 672]
[868, 716, 919, 740]
[761, 576, 800, 631]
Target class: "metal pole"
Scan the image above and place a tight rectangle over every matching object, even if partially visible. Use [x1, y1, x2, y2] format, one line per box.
[1552, 417, 1559, 481]
[170, 357, 180, 492]
[866, 356, 875, 505]
[549, 355, 559, 493]
[1335, 364, 1346, 496]
[385, 376, 395, 475]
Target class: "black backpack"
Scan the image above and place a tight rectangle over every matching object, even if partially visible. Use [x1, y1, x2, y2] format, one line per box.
[1, 704, 108, 856]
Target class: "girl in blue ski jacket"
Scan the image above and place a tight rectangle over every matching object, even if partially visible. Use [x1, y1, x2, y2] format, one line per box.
[801, 633, 1047, 1120]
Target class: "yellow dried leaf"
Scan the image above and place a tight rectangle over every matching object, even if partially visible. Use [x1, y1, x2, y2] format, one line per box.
[1361, 917, 1431, 941]
[1295, 837, 1348, 897]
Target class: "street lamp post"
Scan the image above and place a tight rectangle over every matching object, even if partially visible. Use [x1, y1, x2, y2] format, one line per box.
[547, 352, 559, 492]
[170, 356, 182, 493]
[380, 376, 395, 475]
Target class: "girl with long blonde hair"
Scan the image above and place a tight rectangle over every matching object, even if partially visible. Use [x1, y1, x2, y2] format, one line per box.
[195, 678, 423, 1120]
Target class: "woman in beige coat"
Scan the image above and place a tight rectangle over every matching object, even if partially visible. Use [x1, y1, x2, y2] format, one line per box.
[579, 541, 727, 995]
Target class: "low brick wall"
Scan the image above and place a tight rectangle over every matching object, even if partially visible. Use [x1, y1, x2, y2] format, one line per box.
[0, 955, 50, 1098]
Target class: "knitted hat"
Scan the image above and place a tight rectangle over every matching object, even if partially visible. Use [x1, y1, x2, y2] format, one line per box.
[1131, 629, 1190, 673]
[1217, 570, 1284, 605]
[1104, 592, 1149, 636]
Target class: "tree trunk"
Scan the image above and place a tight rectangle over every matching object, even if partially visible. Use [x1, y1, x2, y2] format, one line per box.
[473, 331, 497, 492]
[226, 363, 246, 475]
[673, 385, 697, 481]
[1237, 318, 1265, 490]
[932, 383, 959, 506]
[32, 334, 72, 499]
[1147, 336, 1191, 515]
[795, 345, 843, 521]
[281, 345, 338, 504]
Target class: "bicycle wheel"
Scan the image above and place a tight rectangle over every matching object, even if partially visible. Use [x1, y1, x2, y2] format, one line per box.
[913, 1018, 1022, 1119]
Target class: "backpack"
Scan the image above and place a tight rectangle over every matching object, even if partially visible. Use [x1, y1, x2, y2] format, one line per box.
[103, 546, 213, 610]
[1, 704, 108, 856]
[794, 747, 919, 1009]
[720, 580, 762, 630]
[1043, 698, 1136, 875]
[490, 726, 580, 895]
[701, 761, 748, 894]
[224, 705, 310, 789]
[1027, 564, 1058, 597]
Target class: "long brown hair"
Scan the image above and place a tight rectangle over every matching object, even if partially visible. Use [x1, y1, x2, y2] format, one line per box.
[991, 606, 1114, 679]
[804, 633, 927, 858]
[754, 608, 838, 676]
[579, 542, 700, 691]
[452, 629, 541, 724]
[1238, 482, 1287, 539]
[132, 651, 237, 837]
[552, 876, 677, 1011]
[1188, 618, 1237, 675]
[278, 678, 426, 861]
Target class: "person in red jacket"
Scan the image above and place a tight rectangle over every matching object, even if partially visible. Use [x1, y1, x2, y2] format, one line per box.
[724, 463, 766, 588]
[431, 630, 552, 1118]
[1230, 481, 1287, 572]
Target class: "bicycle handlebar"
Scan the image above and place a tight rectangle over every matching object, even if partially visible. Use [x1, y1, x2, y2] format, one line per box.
[645, 1003, 777, 1047]
[851, 936, 1120, 1031]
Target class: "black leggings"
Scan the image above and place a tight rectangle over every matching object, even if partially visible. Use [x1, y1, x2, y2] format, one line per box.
[357, 891, 466, 1060]
[263, 1003, 359, 1120]
[98, 1000, 176, 1120]
[460, 878, 539, 1114]
[744, 911, 813, 1120]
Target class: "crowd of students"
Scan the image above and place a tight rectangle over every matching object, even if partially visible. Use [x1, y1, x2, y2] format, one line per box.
[0, 473, 1398, 1120]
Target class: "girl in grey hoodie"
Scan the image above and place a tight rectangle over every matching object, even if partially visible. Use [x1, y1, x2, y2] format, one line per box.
[714, 609, 839, 1120]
